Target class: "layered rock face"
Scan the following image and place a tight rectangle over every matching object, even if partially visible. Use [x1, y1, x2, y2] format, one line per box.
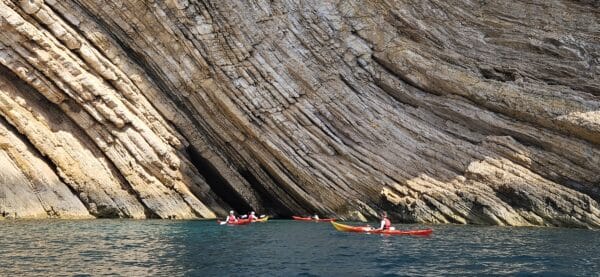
[0, 0, 598, 227]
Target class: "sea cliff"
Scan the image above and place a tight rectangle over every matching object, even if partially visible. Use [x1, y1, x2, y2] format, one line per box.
[0, 0, 599, 227]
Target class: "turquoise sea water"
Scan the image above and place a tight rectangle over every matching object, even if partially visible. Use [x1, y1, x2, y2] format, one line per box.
[1, 219, 599, 276]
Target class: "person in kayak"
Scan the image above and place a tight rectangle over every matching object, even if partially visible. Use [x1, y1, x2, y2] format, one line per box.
[377, 211, 392, 231]
[225, 210, 238, 223]
[248, 211, 258, 221]
[312, 213, 320, 220]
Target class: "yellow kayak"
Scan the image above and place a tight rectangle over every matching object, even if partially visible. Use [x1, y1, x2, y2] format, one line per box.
[331, 221, 432, 235]
[253, 216, 269, 223]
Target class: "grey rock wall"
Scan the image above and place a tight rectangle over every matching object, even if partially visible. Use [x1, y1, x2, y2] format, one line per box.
[0, 0, 598, 227]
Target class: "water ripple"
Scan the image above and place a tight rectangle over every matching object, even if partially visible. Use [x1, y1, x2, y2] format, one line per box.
[1, 220, 599, 276]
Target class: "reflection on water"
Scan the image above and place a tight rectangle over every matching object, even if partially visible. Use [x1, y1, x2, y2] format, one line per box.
[1, 220, 599, 276]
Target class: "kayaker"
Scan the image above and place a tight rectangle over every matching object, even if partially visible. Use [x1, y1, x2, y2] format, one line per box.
[312, 213, 320, 220]
[248, 211, 258, 221]
[225, 210, 238, 223]
[377, 211, 391, 231]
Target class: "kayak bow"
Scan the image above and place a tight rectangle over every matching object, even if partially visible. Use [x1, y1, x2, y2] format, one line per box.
[292, 216, 336, 222]
[331, 221, 432, 235]
[253, 216, 269, 223]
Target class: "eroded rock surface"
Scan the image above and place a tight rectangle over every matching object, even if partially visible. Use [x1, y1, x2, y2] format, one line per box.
[0, 0, 598, 227]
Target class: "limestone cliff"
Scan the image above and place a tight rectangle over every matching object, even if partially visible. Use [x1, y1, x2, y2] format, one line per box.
[0, 0, 599, 227]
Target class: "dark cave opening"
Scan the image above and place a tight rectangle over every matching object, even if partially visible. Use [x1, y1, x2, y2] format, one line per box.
[185, 146, 252, 214]
[239, 168, 294, 218]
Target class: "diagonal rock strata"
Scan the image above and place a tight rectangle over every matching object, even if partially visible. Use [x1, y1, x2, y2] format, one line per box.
[0, 0, 598, 228]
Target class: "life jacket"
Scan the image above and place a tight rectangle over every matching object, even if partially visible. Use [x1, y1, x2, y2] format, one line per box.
[227, 215, 237, 222]
[383, 218, 391, 230]
[249, 214, 257, 220]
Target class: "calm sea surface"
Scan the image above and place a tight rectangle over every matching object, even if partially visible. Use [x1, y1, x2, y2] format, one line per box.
[0, 219, 598, 276]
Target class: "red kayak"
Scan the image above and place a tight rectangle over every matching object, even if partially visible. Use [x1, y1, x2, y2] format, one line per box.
[217, 218, 251, 225]
[292, 216, 336, 222]
[332, 221, 432, 235]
